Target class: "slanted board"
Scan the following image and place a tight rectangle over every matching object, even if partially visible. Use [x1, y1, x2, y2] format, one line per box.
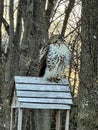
[16, 84, 70, 92]
[14, 76, 69, 85]
[20, 103, 71, 110]
[18, 98, 73, 104]
[11, 92, 20, 108]
[16, 91, 71, 99]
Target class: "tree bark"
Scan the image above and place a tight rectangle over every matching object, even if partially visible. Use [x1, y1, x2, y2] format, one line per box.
[19, 0, 48, 76]
[4, 0, 17, 129]
[61, 0, 75, 37]
[77, 0, 98, 130]
[17, 0, 50, 130]
[0, 0, 4, 58]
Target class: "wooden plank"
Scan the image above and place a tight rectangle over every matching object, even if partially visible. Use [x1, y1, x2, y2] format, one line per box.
[16, 84, 70, 92]
[10, 108, 13, 130]
[65, 110, 70, 130]
[17, 108, 22, 130]
[20, 103, 71, 109]
[14, 76, 69, 85]
[18, 98, 73, 105]
[56, 110, 61, 130]
[16, 91, 72, 99]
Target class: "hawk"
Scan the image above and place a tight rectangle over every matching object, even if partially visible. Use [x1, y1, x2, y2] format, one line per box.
[39, 35, 70, 82]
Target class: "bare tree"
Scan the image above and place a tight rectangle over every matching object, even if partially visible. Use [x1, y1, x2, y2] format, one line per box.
[0, 0, 4, 58]
[4, 0, 51, 129]
[77, 0, 98, 130]
[61, 0, 75, 37]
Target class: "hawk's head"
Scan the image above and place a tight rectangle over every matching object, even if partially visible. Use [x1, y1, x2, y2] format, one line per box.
[48, 35, 64, 45]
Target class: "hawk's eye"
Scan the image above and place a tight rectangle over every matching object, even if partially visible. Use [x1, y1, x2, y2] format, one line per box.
[58, 37, 61, 40]
[54, 40, 58, 43]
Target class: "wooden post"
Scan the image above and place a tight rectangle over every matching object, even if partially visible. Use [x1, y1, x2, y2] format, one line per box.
[65, 110, 70, 130]
[56, 110, 61, 130]
[17, 108, 23, 130]
[10, 108, 13, 130]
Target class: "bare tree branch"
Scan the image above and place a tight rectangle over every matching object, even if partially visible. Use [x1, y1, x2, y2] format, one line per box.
[65, 19, 81, 38]
[2, 17, 9, 35]
[46, 0, 58, 28]
[61, 0, 75, 37]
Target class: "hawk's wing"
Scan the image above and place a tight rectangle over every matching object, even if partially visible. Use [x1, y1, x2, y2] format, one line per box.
[39, 44, 49, 77]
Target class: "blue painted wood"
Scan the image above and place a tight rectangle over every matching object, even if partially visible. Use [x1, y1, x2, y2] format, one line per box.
[12, 76, 73, 110]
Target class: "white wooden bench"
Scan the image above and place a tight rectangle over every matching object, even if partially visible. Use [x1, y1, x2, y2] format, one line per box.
[10, 76, 73, 130]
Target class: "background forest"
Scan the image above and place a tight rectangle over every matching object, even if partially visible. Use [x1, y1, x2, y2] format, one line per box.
[0, 0, 98, 130]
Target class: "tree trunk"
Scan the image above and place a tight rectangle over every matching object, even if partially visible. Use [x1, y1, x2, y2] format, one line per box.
[19, 0, 48, 76]
[77, 0, 98, 130]
[18, 0, 50, 130]
[0, 0, 3, 58]
[3, 0, 53, 129]
[61, 0, 75, 37]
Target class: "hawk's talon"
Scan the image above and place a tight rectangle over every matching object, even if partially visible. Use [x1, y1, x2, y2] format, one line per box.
[48, 77, 61, 83]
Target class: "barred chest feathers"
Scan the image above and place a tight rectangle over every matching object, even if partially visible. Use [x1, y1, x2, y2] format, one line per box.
[43, 43, 70, 79]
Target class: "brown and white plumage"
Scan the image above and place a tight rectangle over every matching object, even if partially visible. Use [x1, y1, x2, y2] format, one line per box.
[39, 35, 70, 81]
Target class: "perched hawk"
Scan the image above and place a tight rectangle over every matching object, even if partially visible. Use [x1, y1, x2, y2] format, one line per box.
[39, 35, 70, 82]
